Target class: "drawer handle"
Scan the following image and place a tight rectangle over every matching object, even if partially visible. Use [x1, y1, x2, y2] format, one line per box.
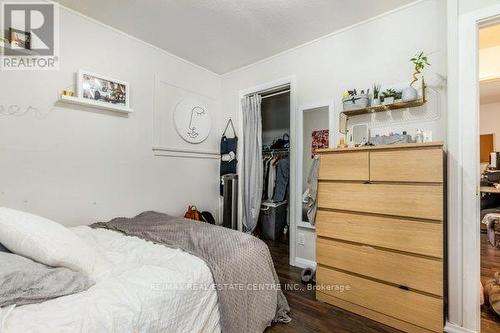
[361, 245, 375, 251]
[363, 181, 371, 184]
[399, 285, 409, 291]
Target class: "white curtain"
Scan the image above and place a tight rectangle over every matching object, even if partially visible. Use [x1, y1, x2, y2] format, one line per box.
[241, 94, 263, 233]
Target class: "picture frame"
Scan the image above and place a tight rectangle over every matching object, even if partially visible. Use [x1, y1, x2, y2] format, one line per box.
[9, 27, 31, 49]
[77, 70, 130, 109]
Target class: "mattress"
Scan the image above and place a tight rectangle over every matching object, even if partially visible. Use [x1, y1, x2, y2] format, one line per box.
[0, 226, 221, 333]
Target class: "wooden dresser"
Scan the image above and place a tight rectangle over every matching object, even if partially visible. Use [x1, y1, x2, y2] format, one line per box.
[316, 142, 445, 333]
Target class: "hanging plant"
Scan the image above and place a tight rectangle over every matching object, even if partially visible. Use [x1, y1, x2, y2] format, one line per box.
[410, 51, 430, 87]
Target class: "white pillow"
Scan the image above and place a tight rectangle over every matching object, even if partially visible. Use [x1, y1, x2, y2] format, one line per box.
[0, 207, 97, 276]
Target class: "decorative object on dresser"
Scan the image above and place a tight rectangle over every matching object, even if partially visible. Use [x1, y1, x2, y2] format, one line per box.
[315, 142, 445, 333]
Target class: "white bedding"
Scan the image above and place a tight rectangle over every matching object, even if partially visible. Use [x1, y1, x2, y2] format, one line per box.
[0, 226, 221, 333]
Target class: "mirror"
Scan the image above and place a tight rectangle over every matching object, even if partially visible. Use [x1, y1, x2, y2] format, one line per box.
[300, 105, 330, 227]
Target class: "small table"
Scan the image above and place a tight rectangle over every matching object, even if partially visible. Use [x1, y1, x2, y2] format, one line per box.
[481, 186, 500, 194]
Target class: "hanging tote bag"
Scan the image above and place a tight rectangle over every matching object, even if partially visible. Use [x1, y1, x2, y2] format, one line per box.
[220, 118, 238, 195]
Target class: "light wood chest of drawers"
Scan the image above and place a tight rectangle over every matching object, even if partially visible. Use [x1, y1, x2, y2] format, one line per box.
[316, 142, 445, 333]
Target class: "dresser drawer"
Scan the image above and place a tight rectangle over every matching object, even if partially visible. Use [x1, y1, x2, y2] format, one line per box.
[316, 210, 443, 258]
[317, 266, 443, 332]
[317, 183, 443, 220]
[319, 152, 369, 181]
[317, 238, 443, 296]
[370, 148, 443, 183]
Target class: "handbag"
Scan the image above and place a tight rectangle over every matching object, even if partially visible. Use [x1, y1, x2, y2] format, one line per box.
[184, 206, 202, 221]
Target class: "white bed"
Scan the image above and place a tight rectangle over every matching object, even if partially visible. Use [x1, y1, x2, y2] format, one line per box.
[0, 226, 221, 333]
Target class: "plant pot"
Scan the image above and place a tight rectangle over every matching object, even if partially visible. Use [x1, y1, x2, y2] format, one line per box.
[372, 98, 380, 105]
[402, 86, 418, 102]
[382, 97, 394, 105]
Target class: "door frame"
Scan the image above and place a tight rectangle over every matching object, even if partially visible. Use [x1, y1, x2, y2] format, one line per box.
[237, 76, 298, 266]
[449, 3, 500, 332]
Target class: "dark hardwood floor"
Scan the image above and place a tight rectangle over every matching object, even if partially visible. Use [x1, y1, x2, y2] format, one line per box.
[481, 234, 500, 333]
[263, 236, 402, 333]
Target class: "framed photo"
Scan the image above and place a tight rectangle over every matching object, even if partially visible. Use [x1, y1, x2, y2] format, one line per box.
[9, 28, 31, 49]
[77, 70, 130, 108]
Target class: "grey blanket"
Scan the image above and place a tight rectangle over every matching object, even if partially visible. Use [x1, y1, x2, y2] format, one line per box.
[91, 211, 290, 333]
[0, 252, 94, 307]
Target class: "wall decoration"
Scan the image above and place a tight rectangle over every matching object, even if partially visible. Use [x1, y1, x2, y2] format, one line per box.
[9, 28, 31, 49]
[311, 129, 329, 158]
[77, 70, 129, 109]
[173, 98, 211, 144]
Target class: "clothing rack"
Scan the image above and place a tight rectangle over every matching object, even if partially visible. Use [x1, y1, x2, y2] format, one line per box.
[262, 148, 289, 155]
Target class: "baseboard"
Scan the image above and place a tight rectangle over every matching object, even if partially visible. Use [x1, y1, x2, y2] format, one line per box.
[293, 257, 316, 269]
[444, 322, 477, 333]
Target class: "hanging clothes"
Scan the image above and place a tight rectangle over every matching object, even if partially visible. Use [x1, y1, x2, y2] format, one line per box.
[267, 157, 277, 200]
[272, 157, 290, 202]
[262, 156, 271, 200]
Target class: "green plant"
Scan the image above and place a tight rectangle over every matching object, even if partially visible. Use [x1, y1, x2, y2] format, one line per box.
[410, 51, 430, 87]
[373, 84, 381, 99]
[381, 88, 400, 99]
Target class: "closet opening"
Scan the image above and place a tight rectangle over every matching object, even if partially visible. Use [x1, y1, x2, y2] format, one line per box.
[237, 78, 297, 266]
[260, 86, 291, 257]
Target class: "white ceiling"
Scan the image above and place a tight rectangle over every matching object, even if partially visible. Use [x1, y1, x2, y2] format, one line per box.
[55, 0, 415, 74]
[481, 79, 500, 105]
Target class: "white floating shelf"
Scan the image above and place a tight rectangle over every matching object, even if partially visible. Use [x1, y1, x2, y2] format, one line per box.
[59, 95, 133, 114]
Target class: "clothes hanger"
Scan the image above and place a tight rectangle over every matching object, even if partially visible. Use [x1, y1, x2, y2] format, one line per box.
[222, 118, 236, 137]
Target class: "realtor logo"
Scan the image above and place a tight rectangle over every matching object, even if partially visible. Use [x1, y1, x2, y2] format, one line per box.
[1, 2, 59, 70]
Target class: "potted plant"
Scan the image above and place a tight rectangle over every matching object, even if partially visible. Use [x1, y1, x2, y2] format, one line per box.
[381, 88, 398, 105]
[403, 51, 431, 102]
[372, 84, 381, 105]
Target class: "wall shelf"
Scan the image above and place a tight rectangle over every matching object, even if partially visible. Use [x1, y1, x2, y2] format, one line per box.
[59, 95, 133, 114]
[341, 98, 425, 117]
[339, 78, 427, 134]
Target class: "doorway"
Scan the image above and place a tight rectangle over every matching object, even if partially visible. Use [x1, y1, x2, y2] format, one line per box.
[478, 24, 500, 333]
[456, 6, 500, 331]
[237, 77, 298, 266]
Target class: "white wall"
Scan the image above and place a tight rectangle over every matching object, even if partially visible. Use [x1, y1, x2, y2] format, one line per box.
[222, 0, 447, 263]
[0, 6, 222, 226]
[480, 102, 500, 149]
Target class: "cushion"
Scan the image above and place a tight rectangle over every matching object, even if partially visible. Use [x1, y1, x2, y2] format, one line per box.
[0, 252, 94, 307]
[0, 208, 98, 275]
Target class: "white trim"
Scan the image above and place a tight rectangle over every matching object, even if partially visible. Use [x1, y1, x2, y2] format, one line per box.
[237, 76, 298, 267]
[454, 3, 500, 332]
[293, 257, 317, 270]
[222, 0, 426, 77]
[444, 322, 477, 333]
[446, 0, 462, 326]
[152, 146, 219, 159]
